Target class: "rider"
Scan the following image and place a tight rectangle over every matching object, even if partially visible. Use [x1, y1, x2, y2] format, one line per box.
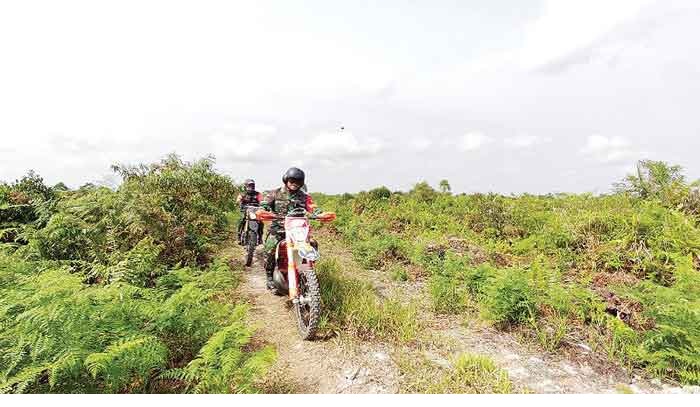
[261, 167, 321, 289]
[236, 179, 263, 245]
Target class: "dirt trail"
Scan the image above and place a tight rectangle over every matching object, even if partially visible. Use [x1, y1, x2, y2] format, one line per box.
[235, 248, 401, 394]
[230, 235, 698, 394]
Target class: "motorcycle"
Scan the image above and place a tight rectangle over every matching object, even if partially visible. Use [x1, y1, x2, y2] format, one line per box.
[239, 204, 263, 267]
[255, 207, 336, 340]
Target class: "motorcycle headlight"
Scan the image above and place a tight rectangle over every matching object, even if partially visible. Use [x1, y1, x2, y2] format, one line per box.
[248, 212, 257, 220]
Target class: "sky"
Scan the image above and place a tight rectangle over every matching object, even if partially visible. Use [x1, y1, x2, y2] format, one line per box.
[1, 0, 699, 194]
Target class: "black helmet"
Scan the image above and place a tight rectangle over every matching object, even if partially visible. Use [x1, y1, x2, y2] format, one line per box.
[244, 179, 255, 190]
[282, 167, 305, 186]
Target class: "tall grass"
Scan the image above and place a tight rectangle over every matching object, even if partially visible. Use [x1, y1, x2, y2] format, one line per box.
[315, 258, 418, 343]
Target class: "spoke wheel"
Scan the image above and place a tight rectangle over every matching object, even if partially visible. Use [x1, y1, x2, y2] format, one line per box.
[295, 268, 321, 340]
[245, 230, 257, 266]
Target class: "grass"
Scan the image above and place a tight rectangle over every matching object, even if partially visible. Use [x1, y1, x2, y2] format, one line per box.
[315, 257, 419, 343]
[398, 351, 515, 394]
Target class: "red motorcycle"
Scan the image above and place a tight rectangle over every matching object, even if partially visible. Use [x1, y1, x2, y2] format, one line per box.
[255, 207, 336, 340]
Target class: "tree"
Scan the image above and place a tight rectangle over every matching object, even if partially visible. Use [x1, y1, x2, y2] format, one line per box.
[439, 179, 452, 194]
[614, 160, 685, 199]
[368, 186, 391, 200]
[52, 182, 70, 192]
[410, 181, 438, 202]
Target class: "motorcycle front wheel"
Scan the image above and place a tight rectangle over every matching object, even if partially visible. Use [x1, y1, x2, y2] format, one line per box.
[295, 268, 321, 340]
[245, 229, 257, 267]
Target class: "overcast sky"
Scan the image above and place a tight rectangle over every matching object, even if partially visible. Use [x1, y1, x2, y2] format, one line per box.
[1, 0, 699, 194]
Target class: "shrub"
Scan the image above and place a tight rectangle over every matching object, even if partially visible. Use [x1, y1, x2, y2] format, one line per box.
[481, 268, 535, 325]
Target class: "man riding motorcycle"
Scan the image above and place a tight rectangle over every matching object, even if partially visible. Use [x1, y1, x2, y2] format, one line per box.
[236, 179, 263, 245]
[261, 167, 321, 290]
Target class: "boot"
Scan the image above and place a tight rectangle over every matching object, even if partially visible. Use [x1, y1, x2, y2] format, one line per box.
[264, 252, 276, 290]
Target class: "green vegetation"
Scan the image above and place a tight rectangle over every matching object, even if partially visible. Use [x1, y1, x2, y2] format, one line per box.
[3, 155, 699, 392]
[0, 155, 273, 393]
[399, 352, 514, 394]
[315, 258, 419, 343]
[315, 160, 700, 385]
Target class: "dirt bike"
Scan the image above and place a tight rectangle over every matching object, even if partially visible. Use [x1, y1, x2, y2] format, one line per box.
[239, 204, 263, 267]
[255, 207, 336, 340]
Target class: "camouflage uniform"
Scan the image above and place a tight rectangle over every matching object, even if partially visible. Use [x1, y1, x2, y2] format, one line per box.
[261, 185, 320, 272]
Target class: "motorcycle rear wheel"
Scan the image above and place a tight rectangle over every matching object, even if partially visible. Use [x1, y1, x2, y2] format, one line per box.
[295, 268, 321, 340]
[245, 230, 257, 267]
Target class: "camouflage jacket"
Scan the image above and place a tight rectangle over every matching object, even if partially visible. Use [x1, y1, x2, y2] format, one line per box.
[261, 185, 319, 230]
[236, 190, 262, 209]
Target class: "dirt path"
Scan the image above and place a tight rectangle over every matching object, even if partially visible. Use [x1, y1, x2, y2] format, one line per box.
[233, 246, 401, 394]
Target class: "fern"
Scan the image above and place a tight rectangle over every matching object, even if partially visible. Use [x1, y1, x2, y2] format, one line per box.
[160, 305, 275, 394]
[85, 336, 168, 392]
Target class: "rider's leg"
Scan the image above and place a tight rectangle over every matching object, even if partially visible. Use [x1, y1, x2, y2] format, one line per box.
[237, 214, 246, 244]
[263, 233, 280, 289]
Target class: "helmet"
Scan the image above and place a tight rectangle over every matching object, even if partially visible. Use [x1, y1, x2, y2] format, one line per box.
[282, 167, 305, 186]
[244, 179, 255, 190]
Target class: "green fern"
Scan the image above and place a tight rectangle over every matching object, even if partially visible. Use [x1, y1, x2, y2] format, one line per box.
[85, 336, 168, 392]
[160, 305, 276, 394]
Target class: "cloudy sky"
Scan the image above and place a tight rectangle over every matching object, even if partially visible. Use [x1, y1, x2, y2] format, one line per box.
[1, 0, 699, 194]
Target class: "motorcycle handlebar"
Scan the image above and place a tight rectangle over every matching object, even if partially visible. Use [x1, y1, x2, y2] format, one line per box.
[255, 209, 336, 222]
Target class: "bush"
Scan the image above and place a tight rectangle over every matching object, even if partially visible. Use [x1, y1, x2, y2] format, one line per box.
[628, 255, 700, 383]
[111, 154, 237, 267]
[353, 234, 410, 269]
[482, 269, 535, 325]
[34, 213, 94, 261]
[0, 155, 267, 394]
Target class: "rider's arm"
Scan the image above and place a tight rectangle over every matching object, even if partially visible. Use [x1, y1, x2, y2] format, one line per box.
[305, 194, 322, 215]
[260, 190, 274, 211]
[236, 194, 242, 204]
[256, 192, 263, 203]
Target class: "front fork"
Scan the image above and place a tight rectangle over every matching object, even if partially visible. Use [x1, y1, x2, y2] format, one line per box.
[287, 241, 299, 299]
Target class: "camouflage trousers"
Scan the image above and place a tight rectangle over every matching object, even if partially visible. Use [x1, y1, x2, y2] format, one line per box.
[263, 229, 284, 271]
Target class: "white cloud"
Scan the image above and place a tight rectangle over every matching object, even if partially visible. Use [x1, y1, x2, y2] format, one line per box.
[518, 0, 656, 70]
[581, 135, 629, 153]
[580, 135, 646, 164]
[284, 131, 384, 160]
[408, 137, 433, 151]
[458, 132, 491, 151]
[504, 135, 552, 149]
[209, 123, 278, 162]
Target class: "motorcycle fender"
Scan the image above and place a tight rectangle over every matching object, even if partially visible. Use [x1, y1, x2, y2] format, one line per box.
[248, 221, 259, 232]
[299, 245, 320, 261]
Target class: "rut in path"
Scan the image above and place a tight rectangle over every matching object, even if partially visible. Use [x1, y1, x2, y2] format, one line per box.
[235, 247, 401, 394]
